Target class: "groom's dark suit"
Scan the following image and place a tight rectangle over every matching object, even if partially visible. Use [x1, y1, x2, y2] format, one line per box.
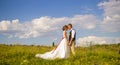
[69, 29, 76, 55]
[69, 30, 76, 42]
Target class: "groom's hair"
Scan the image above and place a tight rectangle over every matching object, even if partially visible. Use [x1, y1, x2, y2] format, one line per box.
[68, 23, 72, 28]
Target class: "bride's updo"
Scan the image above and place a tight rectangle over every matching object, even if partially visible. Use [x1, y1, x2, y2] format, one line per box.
[62, 25, 68, 31]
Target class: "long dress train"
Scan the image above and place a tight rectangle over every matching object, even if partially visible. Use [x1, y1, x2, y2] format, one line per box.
[35, 37, 70, 60]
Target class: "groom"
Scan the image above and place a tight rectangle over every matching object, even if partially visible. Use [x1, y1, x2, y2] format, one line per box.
[67, 23, 76, 55]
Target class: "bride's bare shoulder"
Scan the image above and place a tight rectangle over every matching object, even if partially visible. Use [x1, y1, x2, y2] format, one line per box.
[63, 31, 66, 33]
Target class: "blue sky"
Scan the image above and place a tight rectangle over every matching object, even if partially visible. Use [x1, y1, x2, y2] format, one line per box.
[0, 0, 120, 46]
[0, 0, 102, 21]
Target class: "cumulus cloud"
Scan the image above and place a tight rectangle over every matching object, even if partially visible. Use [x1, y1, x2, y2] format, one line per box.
[98, 0, 120, 32]
[70, 15, 99, 30]
[0, 14, 99, 38]
[98, 0, 120, 16]
[77, 36, 120, 47]
[76, 0, 120, 47]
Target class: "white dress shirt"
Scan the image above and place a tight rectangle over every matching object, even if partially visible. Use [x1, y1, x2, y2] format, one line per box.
[70, 28, 75, 38]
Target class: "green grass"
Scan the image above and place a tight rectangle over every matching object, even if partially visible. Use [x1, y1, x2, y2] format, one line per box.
[0, 44, 120, 65]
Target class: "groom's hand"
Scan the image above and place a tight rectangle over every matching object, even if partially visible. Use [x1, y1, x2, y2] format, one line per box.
[67, 43, 70, 46]
[69, 42, 72, 46]
[68, 43, 70, 46]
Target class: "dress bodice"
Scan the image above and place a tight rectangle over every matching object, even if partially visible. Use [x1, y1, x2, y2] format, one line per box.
[63, 31, 66, 38]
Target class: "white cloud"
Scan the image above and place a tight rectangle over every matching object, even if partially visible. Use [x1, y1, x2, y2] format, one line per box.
[98, 0, 120, 16]
[32, 16, 51, 31]
[0, 20, 10, 30]
[98, 0, 120, 32]
[70, 14, 99, 30]
[0, 14, 99, 38]
[77, 36, 120, 47]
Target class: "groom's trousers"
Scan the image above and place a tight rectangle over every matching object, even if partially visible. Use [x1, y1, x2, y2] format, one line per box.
[70, 41, 76, 55]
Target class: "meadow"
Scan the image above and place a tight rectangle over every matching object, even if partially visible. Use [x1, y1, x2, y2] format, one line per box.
[0, 44, 120, 65]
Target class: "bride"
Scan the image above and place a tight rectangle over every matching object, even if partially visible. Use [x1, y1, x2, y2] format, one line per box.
[35, 25, 70, 60]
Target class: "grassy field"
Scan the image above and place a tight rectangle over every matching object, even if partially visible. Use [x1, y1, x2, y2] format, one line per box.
[0, 44, 120, 65]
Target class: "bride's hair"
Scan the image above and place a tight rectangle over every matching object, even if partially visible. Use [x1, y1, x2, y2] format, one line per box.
[62, 25, 68, 31]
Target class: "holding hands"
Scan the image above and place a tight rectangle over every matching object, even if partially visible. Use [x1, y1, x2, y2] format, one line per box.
[68, 42, 72, 46]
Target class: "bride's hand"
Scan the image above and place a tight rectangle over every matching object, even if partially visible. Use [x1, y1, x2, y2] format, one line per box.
[67, 43, 69, 46]
[67, 43, 70, 46]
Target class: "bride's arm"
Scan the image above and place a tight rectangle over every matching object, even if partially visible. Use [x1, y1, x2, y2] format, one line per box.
[64, 31, 69, 45]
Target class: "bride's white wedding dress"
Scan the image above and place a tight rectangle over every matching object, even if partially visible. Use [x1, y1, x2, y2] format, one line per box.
[35, 31, 70, 60]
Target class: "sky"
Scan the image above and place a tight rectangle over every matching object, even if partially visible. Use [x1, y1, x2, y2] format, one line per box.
[0, 0, 120, 46]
